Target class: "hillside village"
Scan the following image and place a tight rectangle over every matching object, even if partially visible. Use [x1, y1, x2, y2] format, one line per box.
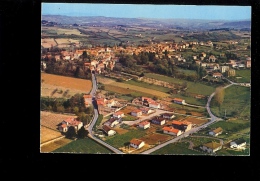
[41, 17, 251, 155]
[41, 40, 251, 78]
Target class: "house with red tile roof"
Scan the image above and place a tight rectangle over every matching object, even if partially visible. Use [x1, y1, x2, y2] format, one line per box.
[103, 117, 120, 128]
[212, 72, 223, 78]
[138, 121, 150, 129]
[162, 126, 182, 136]
[131, 109, 142, 117]
[172, 120, 192, 132]
[102, 125, 116, 136]
[130, 138, 145, 149]
[58, 117, 83, 133]
[113, 111, 124, 118]
[173, 98, 185, 105]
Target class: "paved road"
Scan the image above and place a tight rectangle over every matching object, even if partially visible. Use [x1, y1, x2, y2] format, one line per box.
[84, 74, 248, 154]
[85, 73, 124, 154]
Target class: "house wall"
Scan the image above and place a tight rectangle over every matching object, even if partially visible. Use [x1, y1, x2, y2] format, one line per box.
[138, 142, 145, 149]
[163, 130, 175, 136]
[201, 146, 213, 153]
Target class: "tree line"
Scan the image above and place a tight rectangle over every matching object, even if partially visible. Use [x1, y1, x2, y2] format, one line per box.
[41, 93, 93, 125]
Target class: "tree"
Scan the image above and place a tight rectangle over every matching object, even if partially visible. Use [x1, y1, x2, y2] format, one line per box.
[77, 126, 89, 139]
[66, 126, 77, 139]
[215, 86, 225, 108]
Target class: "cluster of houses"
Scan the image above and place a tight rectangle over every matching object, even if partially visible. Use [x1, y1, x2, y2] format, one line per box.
[199, 127, 247, 154]
[58, 117, 83, 133]
[42, 37, 251, 77]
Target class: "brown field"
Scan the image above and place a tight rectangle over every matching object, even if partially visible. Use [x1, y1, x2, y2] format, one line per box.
[190, 111, 204, 117]
[40, 111, 77, 130]
[41, 82, 88, 98]
[120, 105, 139, 114]
[40, 125, 63, 144]
[40, 138, 72, 153]
[41, 38, 57, 48]
[105, 84, 133, 94]
[41, 72, 92, 96]
[55, 38, 70, 44]
[112, 127, 129, 134]
[139, 133, 172, 145]
[183, 117, 209, 125]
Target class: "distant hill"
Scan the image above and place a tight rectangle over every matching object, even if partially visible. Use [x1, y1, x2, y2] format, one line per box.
[41, 15, 251, 30]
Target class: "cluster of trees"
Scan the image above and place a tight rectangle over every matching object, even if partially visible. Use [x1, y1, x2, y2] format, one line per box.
[41, 93, 93, 125]
[43, 60, 92, 80]
[65, 126, 89, 139]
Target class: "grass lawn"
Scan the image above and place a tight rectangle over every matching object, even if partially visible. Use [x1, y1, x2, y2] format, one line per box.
[52, 138, 114, 154]
[234, 69, 251, 83]
[216, 148, 250, 156]
[151, 142, 203, 155]
[104, 129, 147, 149]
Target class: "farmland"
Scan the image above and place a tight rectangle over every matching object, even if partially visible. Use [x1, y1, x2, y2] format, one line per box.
[40, 14, 251, 155]
[41, 72, 92, 97]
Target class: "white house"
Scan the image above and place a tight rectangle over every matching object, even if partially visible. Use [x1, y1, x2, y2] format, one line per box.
[104, 117, 120, 128]
[131, 109, 142, 117]
[58, 117, 83, 133]
[102, 125, 116, 136]
[149, 102, 161, 109]
[138, 121, 150, 129]
[173, 98, 185, 105]
[162, 126, 182, 136]
[151, 117, 166, 125]
[230, 138, 246, 149]
[139, 107, 153, 114]
[200, 141, 222, 153]
[113, 111, 124, 118]
[209, 127, 223, 137]
[130, 138, 145, 149]
[161, 113, 175, 120]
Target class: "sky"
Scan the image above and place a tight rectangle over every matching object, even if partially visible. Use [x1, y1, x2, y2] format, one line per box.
[41, 3, 251, 21]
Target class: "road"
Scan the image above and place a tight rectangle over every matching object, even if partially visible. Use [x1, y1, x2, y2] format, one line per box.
[84, 74, 247, 154]
[85, 73, 124, 154]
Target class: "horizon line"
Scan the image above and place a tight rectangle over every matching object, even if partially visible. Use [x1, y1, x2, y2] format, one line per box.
[41, 14, 251, 21]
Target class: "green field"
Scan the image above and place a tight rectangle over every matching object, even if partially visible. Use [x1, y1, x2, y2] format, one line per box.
[210, 85, 251, 119]
[51, 138, 114, 154]
[151, 142, 203, 155]
[104, 129, 147, 149]
[145, 73, 215, 96]
[125, 79, 171, 93]
[234, 69, 251, 83]
[208, 120, 250, 134]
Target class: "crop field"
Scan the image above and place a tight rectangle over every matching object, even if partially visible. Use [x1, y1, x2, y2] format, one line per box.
[43, 27, 86, 36]
[139, 133, 172, 145]
[145, 73, 215, 96]
[40, 137, 73, 153]
[41, 38, 57, 48]
[40, 111, 77, 130]
[41, 72, 92, 96]
[151, 142, 202, 155]
[40, 125, 63, 144]
[108, 82, 170, 98]
[183, 117, 209, 126]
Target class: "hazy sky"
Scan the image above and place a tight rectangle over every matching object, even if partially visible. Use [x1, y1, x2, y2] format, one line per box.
[42, 3, 251, 21]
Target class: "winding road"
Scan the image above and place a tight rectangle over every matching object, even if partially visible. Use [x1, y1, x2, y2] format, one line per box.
[85, 73, 247, 154]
